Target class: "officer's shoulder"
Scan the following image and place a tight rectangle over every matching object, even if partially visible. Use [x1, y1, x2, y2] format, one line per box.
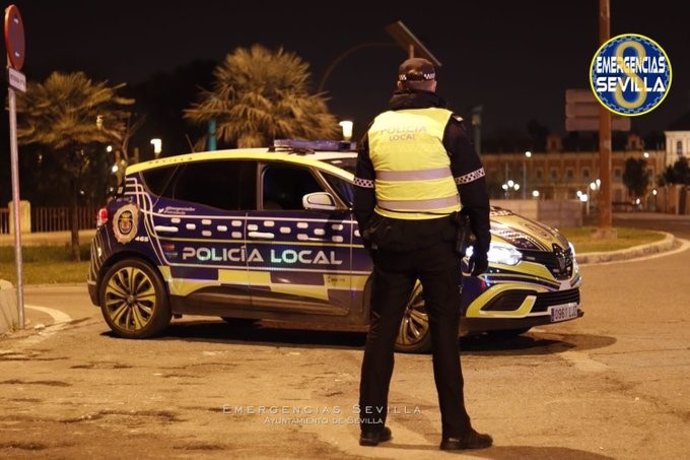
[448, 114, 469, 134]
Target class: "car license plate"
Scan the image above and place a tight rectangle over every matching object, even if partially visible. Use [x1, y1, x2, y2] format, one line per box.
[549, 303, 579, 322]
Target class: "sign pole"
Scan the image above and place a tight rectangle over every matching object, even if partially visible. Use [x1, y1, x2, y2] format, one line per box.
[5, 4, 27, 328]
[8, 84, 24, 328]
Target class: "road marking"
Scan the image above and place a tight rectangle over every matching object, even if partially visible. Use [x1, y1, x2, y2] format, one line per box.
[25, 304, 72, 324]
[17, 305, 73, 347]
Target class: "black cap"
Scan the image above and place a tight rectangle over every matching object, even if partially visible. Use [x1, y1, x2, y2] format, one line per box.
[398, 57, 436, 81]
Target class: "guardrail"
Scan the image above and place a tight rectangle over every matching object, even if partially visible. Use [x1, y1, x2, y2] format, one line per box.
[0, 206, 98, 234]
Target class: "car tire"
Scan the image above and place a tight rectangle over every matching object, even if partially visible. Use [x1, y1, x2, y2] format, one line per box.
[100, 259, 171, 339]
[395, 284, 432, 353]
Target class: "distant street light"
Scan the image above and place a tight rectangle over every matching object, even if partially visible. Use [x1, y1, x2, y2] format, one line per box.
[523, 151, 532, 199]
[502, 180, 520, 198]
[150, 138, 162, 158]
[339, 120, 353, 141]
[318, 21, 440, 94]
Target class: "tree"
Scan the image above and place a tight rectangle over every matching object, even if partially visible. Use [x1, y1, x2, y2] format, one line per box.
[660, 157, 690, 186]
[184, 45, 339, 148]
[128, 59, 216, 158]
[622, 157, 651, 200]
[15, 71, 134, 260]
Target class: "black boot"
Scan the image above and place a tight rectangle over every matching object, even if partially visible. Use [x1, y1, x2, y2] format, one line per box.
[440, 428, 493, 450]
[359, 426, 392, 446]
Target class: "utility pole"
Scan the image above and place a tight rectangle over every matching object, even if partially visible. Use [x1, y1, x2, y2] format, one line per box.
[596, 0, 616, 238]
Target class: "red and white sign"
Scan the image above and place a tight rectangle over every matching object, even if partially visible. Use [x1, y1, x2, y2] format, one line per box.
[4, 4, 25, 70]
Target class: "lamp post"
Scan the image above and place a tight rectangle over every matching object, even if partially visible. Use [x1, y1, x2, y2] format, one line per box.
[339, 120, 353, 141]
[589, 178, 601, 213]
[522, 151, 532, 199]
[150, 138, 162, 158]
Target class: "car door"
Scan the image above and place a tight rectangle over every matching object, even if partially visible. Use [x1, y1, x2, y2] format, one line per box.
[145, 159, 256, 311]
[245, 162, 353, 317]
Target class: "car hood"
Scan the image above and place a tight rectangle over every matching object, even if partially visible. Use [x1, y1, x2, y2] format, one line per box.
[489, 207, 570, 252]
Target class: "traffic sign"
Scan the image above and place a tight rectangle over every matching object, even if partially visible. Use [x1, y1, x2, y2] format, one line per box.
[4, 4, 25, 70]
[7, 67, 25, 92]
[565, 89, 630, 132]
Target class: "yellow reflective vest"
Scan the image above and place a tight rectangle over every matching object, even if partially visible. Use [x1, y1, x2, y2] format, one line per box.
[368, 107, 461, 220]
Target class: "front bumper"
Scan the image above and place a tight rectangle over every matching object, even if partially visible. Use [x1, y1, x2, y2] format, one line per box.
[462, 279, 582, 333]
[463, 309, 584, 333]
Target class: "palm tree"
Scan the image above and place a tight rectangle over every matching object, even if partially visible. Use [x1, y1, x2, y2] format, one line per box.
[15, 71, 135, 261]
[184, 44, 340, 148]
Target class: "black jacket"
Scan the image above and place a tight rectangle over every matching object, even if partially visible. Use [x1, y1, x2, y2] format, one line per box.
[353, 89, 491, 254]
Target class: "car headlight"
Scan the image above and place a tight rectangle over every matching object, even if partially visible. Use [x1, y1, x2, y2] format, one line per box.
[465, 244, 522, 266]
[568, 241, 576, 256]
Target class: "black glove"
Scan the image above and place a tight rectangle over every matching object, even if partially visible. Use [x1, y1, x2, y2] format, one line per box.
[469, 251, 489, 276]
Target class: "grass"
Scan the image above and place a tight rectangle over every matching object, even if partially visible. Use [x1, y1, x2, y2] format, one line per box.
[0, 244, 90, 285]
[560, 226, 666, 253]
[0, 227, 668, 285]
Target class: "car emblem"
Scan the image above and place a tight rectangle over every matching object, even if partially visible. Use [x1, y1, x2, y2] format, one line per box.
[113, 203, 139, 243]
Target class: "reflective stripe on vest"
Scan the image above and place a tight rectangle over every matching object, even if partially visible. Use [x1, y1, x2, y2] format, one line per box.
[376, 166, 452, 181]
[377, 195, 460, 211]
[368, 107, 460, 219]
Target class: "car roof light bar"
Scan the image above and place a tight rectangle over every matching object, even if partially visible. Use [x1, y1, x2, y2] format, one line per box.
[271, 139, 357, 153]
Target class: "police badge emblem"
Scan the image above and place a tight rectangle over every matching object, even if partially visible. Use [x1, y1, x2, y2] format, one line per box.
[112, 203, 139, 243]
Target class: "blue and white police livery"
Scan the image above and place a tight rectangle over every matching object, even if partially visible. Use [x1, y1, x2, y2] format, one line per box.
[88, 140, 583, 352]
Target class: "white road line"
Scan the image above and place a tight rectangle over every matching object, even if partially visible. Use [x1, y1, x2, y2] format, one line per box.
[18, 305, 73, 347]
[25, 304, 72, 324]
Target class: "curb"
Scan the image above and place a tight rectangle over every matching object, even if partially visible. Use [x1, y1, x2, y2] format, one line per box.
[0, 280, 18, 335]
[575, 231, 677, 264]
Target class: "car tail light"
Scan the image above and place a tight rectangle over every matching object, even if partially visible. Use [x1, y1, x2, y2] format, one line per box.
[96, 207, 108, 227]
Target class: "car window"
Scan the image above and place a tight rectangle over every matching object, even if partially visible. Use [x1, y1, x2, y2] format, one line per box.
[169, 160, 257, 210]
[261, 164, 323, 210]
[141, 165, 178, 196]
[323, 173, 354, 206]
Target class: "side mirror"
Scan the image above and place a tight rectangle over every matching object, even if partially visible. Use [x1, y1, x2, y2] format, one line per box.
[303, 192, 337, 211]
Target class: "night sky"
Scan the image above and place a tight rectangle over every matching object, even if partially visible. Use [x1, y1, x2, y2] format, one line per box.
[5, 0, 689, 141]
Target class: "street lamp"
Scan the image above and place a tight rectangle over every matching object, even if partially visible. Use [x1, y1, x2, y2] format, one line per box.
[522, 151, 532, 199]
[589, 178, 601, 212]
[339, 120, 353, 141]
[150, 138, 162, 158]
[502, 180, 520, 198]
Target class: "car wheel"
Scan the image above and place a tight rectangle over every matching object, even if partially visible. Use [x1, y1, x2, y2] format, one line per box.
[100, 259, 171, 339]
[395, 284, 432, 353]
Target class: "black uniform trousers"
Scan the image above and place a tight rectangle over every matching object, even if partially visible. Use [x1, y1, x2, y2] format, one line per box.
[358, 236, 472, 438]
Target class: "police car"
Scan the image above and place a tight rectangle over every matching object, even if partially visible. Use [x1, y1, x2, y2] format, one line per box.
[87, 139, 582, 353]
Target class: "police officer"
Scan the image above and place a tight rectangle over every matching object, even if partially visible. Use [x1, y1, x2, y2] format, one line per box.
[354, 57, 492, 451]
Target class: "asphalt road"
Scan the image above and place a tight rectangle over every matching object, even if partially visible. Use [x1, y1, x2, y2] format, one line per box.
[1, 214, 689, 459]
